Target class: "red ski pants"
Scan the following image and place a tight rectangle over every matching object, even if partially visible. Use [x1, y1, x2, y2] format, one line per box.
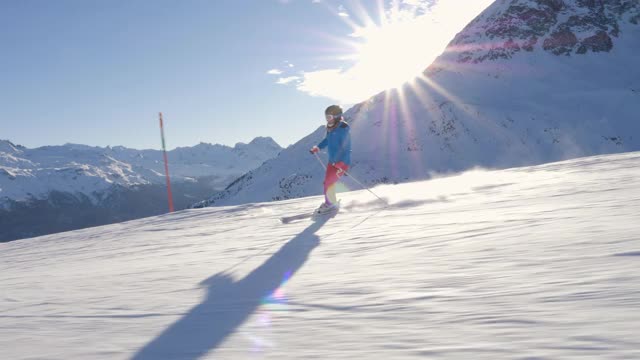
[324, 161, 349, 205]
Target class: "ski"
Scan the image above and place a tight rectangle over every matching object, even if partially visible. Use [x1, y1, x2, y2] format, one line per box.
[280, 203, 340, 224]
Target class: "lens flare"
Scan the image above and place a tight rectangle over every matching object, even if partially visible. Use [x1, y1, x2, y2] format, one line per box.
[262, 270, 293, 305]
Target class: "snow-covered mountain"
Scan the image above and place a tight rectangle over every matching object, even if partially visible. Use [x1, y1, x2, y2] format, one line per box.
[2, 151, 639, 359]
[0, 137, 281, 241]
[0, 137, 281, 203]
[198, 0, 640, 208]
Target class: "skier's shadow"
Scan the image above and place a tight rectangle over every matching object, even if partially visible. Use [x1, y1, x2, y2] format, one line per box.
[130, 216, 329, 360]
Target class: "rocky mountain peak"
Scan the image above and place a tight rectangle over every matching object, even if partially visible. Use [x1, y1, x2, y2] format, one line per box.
[442, 0, 640, 64]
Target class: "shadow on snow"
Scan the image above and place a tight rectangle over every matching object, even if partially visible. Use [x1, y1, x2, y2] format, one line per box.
[130, 215, 331, 360]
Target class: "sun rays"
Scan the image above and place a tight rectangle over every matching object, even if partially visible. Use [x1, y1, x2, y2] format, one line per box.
[286, 0, 501, 181]
[282, 0, 495, 105]
[310, 0, 456, 103]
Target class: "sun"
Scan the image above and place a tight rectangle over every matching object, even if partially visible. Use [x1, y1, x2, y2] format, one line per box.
[311, 1, 469, 103]
[350, 18, 448, 91]
[294, 0, 495, 104]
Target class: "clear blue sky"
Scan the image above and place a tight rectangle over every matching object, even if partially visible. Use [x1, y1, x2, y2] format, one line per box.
[1, 0, 488, 150]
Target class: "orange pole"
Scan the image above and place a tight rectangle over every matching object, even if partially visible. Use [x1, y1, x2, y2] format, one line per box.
[159, 112, 175, 212]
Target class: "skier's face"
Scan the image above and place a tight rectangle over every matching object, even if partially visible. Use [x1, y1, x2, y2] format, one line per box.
[325, 114, 338, 127]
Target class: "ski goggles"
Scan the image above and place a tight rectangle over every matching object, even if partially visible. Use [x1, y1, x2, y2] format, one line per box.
[325, 114, 342, 121]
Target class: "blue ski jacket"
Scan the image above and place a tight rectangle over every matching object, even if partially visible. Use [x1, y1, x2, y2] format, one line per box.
[318, 121, 351, 166]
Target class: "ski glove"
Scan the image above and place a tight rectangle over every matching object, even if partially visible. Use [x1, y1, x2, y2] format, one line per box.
[310, 146, 320, 154]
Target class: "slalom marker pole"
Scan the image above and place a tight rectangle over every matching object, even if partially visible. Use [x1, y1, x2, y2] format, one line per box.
[159, 112, 175, 213]
[314, 152, 387, 206]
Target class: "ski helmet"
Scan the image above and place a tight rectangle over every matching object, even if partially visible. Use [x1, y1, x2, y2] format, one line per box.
[325, 105, 343, 117]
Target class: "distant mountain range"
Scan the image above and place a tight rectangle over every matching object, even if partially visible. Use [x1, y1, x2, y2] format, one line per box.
[196, 0, 640, 208]
[0, 137, 281, 241]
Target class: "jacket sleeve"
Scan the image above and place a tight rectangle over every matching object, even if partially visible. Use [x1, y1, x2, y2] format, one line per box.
[318, 135, 328, 149]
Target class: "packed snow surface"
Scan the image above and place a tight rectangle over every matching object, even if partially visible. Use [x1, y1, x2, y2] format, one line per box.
[1, 152, 639, 359]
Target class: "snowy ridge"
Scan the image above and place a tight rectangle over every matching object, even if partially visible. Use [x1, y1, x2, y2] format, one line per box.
[200, 0, 640, 208]
[0, 137, 281, 204]
[1, 151, 639, 359]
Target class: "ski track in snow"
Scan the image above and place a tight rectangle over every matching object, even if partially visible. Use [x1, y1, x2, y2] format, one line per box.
[1, 152, 639, 359]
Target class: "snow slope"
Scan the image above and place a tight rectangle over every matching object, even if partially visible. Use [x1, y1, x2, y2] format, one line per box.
[1, 151, 639, 359]
[200, 0, 640, 208]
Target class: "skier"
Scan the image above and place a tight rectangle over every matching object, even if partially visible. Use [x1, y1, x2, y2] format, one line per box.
[309, 105, 352, 214]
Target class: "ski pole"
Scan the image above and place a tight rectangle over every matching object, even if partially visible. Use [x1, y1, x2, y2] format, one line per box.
[314, 152, 387, 206]
[313, 152, 327, 170]
[343, 170, 388, 206]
